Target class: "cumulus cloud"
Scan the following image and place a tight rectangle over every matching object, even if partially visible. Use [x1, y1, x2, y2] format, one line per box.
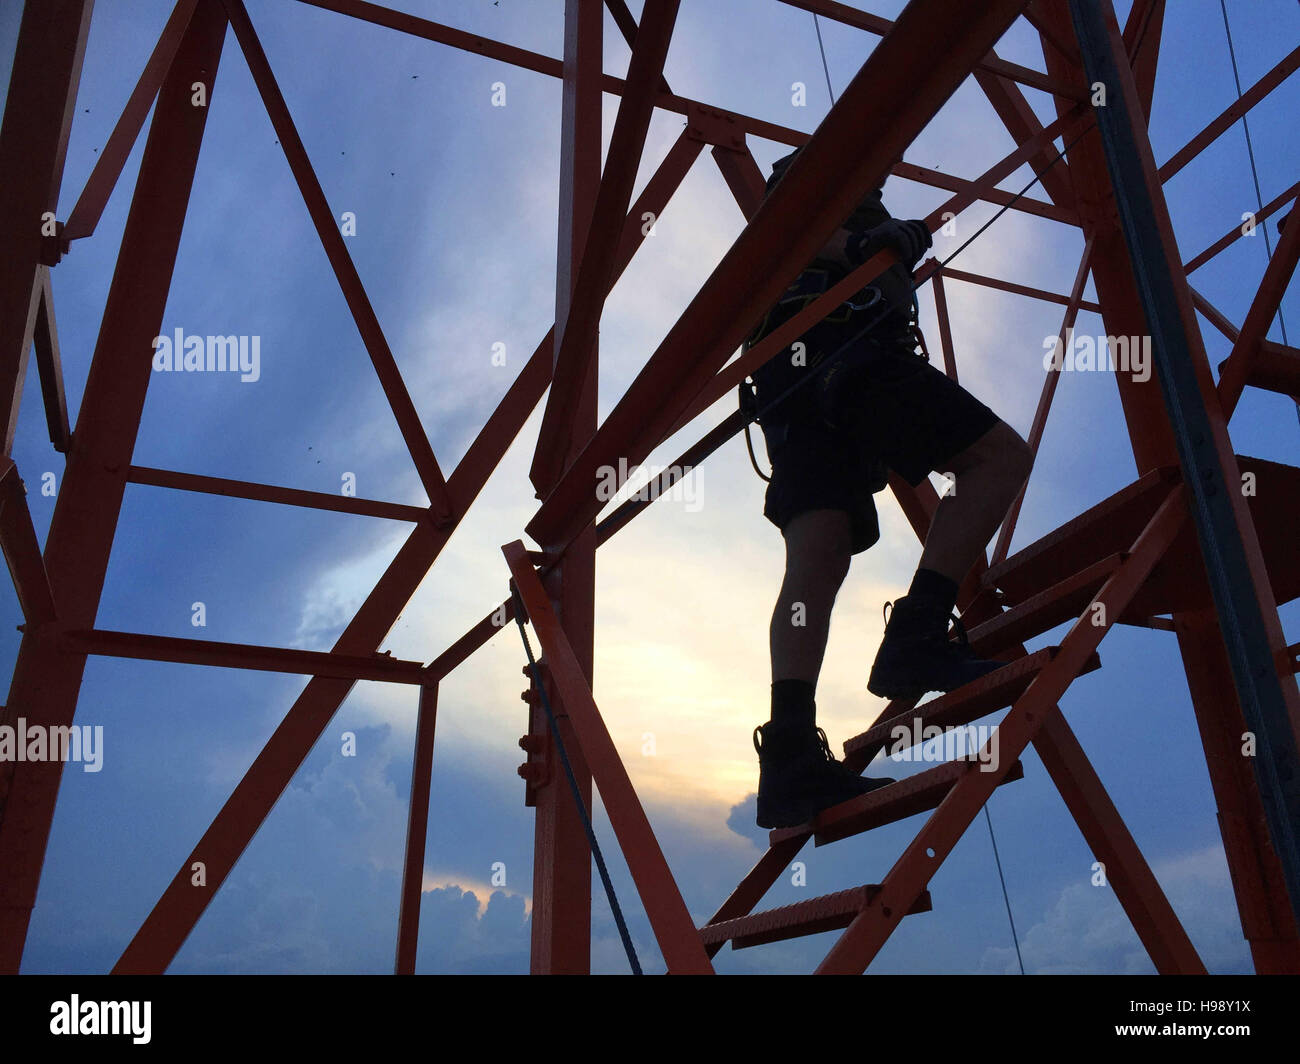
[979, 842, 1253, 975]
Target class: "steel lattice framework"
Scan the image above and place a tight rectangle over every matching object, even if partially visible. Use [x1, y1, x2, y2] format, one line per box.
[1, 0, 1298, 974]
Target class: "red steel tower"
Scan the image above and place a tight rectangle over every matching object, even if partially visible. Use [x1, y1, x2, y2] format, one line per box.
[1, 0, 1297, 974]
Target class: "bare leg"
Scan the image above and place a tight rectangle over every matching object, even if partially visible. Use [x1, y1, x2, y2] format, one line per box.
[919, 420, 1032, 583]
[758, 507, 891, 829]
[866, 420, 1033, 699]
[771, 509, 853, 683]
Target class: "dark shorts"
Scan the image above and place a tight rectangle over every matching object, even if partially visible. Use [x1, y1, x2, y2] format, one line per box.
[759, 332, 999, 554]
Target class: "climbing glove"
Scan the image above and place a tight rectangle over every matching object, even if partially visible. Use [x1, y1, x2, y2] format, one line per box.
[848, 218, 933, 271]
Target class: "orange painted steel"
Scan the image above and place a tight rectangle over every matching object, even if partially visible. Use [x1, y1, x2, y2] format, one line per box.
[1, 0, 1297, 976]
[504, 540, 714, 974]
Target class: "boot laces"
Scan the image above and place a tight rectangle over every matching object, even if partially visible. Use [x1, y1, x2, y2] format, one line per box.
[815, 727, 835, 762]
[817, 727, 870, 785]
[755, 723, 838, 762]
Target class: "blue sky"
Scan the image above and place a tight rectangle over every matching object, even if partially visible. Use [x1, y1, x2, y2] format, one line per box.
[1, 0, 1297, 974]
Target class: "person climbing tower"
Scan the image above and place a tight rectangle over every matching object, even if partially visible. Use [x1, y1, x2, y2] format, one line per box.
[744, 146, 1033, 829]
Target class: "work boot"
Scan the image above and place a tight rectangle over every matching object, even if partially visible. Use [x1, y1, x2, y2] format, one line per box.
[867, 594, 1005, 701]
[753, 720, 895, 829]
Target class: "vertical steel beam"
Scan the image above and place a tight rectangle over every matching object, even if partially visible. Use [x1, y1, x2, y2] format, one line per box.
[6, 278, 42, 460]
[530, 0, 680, 492]
[0, 0, 226, 973]
[395, 684, 438, 975]
[1122, 0, 1164, 122]
[1173, 609, 1300, 972]
[1067, 0, 1300, 928]
[0, 0, 93, 457]
[929, 268, 958, 381]
[1037, 2, 1180, 473]
[526, 0, 602, 974]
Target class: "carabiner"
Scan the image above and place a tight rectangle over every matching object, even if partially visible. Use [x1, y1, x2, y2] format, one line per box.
[842, 285, 883, 313]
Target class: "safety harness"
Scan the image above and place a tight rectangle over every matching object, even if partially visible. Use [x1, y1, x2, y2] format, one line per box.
[738, 255, 929, 483]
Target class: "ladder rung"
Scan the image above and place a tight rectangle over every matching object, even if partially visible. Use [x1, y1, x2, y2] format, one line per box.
[984, 457, 1300, 619]
[699, 883, 932, 950]
[966, 557, 1122, 657]
[982, 465, 1179, 604]
[844, 647, 1101, 766]
[771, 758, 1026, 847]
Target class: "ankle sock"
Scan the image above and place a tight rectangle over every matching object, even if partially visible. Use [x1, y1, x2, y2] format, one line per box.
[908, 567, 959, 615]
[770, 678, 816, 730]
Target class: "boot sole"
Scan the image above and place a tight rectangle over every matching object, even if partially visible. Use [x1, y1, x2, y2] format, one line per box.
[868, 663, 1005, 701]
[757, 777, 897, 829]
[756, 795, 824, 830]
[867, 672, 928, 701]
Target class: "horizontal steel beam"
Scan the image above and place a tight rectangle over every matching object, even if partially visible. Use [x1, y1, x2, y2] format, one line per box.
[294, 0, 1080, 220]
[128, 465, 429, 523]
[940, 264, 1100, 313]
[894, 160, 1076, 225]
[63, 627, 428, 683]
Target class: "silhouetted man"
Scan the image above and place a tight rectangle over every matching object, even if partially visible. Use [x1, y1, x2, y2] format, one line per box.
[747, 148, 1032, 828]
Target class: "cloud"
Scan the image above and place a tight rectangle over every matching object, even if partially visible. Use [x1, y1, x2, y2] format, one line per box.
[726, 792, 768, 846]
[979, 842, 1253, 974]
[414, 886, 531, 975]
